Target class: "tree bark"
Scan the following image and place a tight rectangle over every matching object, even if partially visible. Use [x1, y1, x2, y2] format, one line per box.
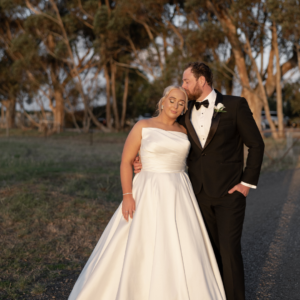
[50, 68, 65, 133]
[260, 43, 264, 76]
[273, 23, 284, 138]
[53, 89, 65, 133]
[121, 70, 129, 129]
[111, 60, 120, 130]
[104, 65, 112, 129]
[1, 104, 5, 128]
[2, 98, 16, 129]
[163, 31, 168, 63]
[225, 50, 235, 95]
[244, 37, 278, 139]
[263, 45, 297, 97]
[296, 44, 300, 72]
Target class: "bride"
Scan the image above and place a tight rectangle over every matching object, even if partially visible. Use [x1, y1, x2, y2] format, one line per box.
[68, 86, 226, 300]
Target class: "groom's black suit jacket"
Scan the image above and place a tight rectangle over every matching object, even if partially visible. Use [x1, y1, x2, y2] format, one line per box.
[178, 89, 265, 198]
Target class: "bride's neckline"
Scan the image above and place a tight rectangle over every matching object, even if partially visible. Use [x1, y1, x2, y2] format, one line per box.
[142, 127, 187, 136]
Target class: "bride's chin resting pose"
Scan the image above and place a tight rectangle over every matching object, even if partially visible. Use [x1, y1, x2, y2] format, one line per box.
[68, 86, 226, 300]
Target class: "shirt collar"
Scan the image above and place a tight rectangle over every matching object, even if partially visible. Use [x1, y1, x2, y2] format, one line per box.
[196, 89, 216, 105]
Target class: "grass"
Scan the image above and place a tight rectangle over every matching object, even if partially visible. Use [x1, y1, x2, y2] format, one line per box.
[0, 130, 127, 299]
[0, 129, 299, 299]
[260, 136, 300, 172]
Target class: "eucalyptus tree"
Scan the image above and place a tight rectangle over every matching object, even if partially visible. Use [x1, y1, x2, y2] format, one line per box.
[23, 0, 110, 132]
[268, 0, 300, 135]
[1, 0, 299, 134]
[183, 0, 299, 138]
[0, 52, 18, 129]
[68, 0, 157, 130]
[0, 0, 28, 128]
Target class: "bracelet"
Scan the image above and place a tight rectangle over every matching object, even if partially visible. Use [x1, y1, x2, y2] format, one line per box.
[123, 193, 132, 196]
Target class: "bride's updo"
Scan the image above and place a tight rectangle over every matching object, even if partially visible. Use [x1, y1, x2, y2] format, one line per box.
[156, 86, 188, 116]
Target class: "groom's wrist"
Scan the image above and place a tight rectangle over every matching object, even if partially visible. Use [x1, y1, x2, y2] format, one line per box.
[241, 181, 256, 189]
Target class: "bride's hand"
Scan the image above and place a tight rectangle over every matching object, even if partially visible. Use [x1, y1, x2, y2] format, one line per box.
[122, 195, 136, 221]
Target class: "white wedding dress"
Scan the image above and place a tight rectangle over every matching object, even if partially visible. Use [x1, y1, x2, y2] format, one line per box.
[69, 127, 226, 300]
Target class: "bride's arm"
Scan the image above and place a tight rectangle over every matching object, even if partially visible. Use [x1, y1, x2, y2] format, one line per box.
[120, 120, 145, 221]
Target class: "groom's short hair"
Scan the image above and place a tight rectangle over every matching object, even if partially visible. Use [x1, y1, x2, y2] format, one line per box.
[184, 62, 213, 87]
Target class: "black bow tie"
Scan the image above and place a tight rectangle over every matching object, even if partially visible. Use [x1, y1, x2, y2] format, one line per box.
[195, 100, 209, 110]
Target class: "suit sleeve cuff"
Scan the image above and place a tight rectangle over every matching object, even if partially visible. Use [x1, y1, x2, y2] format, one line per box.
[241, 181, 257, 189]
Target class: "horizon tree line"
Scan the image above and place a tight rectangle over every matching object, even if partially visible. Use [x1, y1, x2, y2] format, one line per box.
[0, 0, 300, 138]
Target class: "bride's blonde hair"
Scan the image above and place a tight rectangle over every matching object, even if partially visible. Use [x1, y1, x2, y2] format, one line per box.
[156, 86, 188, 116]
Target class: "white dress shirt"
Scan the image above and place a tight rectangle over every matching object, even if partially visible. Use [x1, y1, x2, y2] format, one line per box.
[190, 89, 256, 189]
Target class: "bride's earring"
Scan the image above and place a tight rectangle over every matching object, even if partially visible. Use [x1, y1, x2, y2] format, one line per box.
[161, 105, 164, 109]
[181, 110, 184, 115]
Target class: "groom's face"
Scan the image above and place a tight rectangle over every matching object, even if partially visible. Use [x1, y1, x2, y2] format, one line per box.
[182, 68, 203, 101]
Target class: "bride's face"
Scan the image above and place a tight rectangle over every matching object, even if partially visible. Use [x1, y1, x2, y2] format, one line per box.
[162, 89, 186, 119]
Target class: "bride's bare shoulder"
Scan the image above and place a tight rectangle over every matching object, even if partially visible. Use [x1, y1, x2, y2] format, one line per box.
[134, 119, 153, 130]
[129, 119, 153, 137]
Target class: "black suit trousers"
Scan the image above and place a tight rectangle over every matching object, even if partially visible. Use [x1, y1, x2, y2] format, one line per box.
[196, 189, 246, 300]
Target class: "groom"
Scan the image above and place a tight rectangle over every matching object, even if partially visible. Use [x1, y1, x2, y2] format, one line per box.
[178, 62, 264, 300]
[134, 62, 265, 300]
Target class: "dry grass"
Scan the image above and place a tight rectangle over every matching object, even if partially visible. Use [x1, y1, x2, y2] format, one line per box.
[260, 136, 300, 172]
[0, 131, 127, 299]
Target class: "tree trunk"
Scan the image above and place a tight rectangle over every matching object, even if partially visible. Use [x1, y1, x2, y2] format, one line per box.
[260, 42, 264, 77]
[1, 104, 5, 128]
[207, 4, 256, 120]
[244, 37, 278, 139]
[121, 70, 129, 129]
[207, 2, 283, 137]
[163, 31, 168, 63]
[251, 94, 263, 132]
[53, 88, 65, 133]
[2, 98, 16, 129]
[273, 23, 284, 138]
[225, 50, 235, 95]
[87, 107, 111, 132]
[296, 44, 300, 73]
[111, 60, 120, 130]
[104, 65, 112, 129]
[50, 67, 65, 133]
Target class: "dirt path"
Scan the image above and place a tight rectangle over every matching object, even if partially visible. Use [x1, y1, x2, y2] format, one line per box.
[27, 169, 300, 300]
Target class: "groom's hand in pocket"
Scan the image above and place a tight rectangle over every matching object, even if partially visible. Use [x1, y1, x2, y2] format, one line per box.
[228, 183, 250, 197]
[133, 156, 142, 173]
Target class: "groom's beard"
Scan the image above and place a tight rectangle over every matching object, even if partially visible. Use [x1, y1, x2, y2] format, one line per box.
[186, 82, 203, 100]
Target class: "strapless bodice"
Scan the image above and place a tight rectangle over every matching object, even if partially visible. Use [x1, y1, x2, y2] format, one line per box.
[139, 127, 191, 173]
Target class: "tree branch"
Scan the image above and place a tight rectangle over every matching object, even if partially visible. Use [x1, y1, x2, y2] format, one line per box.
[25, 0, 60, 25]
[78, 0, 94, 20]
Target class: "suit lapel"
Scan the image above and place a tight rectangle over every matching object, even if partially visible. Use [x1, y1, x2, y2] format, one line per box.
[203, 89, 223, 150]
[185, 100, 203, 151]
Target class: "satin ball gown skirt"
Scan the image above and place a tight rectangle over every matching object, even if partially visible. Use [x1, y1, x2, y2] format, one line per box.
[68, 128, 226, 300]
